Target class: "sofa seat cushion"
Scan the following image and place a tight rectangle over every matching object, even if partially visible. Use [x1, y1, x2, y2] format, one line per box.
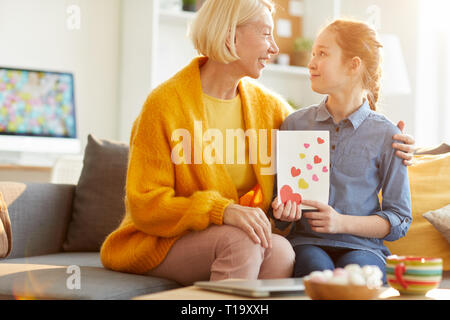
[0, 252, 180, 300]
[3, 252, 104, 267]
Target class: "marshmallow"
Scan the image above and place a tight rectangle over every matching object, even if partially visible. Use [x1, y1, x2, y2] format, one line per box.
[323, 269, 334, 280]
[305, 264, 383, 288]
[328, 275, 348, 285]
[344, 264, 362, 275]
[308, 271, 327, 283]
[349, 273, 366, 286]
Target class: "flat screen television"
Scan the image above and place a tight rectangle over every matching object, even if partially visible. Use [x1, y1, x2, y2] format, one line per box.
[0, 66, 80, 155]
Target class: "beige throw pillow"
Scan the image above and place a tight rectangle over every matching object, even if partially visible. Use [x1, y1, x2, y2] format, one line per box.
[423, 204, 450, 244]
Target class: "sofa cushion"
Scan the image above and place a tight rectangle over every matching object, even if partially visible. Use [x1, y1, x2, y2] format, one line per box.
[63, 135, 129, 252]
[0, 252, 180, 299]
[0, 192, 12, 258]
[385, 153, 450, 270]
[423, 204, 450, 244]
[3, 252, 103, 268]
[0, 182, 74, 258]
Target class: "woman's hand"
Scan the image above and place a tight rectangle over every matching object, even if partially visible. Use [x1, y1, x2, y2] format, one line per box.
[394, 121, 416, 166]
[301, 200, 343, 234]
[223, 203, 272, 248]
[271, 197, 302, 222]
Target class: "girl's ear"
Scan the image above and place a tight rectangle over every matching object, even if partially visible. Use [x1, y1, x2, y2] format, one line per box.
[351, 56, 362, 73]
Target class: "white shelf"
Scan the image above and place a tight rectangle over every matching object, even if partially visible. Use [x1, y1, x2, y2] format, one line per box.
[159, 9, 196, 24]
[264, 63, 310, 76]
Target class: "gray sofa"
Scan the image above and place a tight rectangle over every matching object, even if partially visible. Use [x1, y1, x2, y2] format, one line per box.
[0, 135, 181, 299]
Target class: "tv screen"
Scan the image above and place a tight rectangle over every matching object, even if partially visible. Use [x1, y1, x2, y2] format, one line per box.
[0, 67, 76, 139]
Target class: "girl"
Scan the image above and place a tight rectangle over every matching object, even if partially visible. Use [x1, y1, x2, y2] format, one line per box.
[270, 19, 412, 281]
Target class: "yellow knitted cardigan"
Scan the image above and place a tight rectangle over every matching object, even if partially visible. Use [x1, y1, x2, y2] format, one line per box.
[100, 57, 292, 274]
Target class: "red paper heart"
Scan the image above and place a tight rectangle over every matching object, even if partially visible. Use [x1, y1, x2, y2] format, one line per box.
[304, 143, 310, 149]
[317, 137, 325, 144]
[291, 166, 301, 177]
[280, 185, 302, 205]
[322, 166, 329, 173]
[314, 155, 322, 164]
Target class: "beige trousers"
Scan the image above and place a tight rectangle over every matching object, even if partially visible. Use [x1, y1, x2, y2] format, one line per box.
[147, 225, 295, 286]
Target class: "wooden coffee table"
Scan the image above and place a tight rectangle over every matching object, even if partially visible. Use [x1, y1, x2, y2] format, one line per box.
[134, 285, 450, 300]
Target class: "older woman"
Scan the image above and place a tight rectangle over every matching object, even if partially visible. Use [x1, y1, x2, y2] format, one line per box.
[100, 0, 415, 285]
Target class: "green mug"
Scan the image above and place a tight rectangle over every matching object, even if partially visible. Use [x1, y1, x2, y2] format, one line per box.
[386, 255, 443, 295]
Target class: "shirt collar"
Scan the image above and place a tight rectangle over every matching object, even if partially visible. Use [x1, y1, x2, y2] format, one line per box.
[347, 99, 371, 129]
[315, 97, 333, 122]
[315, 96, 371, 130]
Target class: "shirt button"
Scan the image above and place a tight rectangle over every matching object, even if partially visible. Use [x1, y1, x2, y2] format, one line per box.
[336, 127, 340, 133]
[331, 145, 336, 151]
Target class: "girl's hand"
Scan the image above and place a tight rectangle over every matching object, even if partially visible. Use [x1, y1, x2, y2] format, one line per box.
[301, 200, 343, 234]
[271, 197, 302, 222]
[223, 203, 272, 248]
[393, 121, 416, 166]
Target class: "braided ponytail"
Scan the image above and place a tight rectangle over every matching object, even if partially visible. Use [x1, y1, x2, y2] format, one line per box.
[366, 65, 382, 111]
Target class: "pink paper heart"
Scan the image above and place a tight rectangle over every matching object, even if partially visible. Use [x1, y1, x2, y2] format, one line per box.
[291, 166, 301, 177]
[280, 185, 302, 205]
[304, 143, 310, 149]
[322, 166, 329, 173]
[306, 164, 313, 170]
[312, 174, 319, 182]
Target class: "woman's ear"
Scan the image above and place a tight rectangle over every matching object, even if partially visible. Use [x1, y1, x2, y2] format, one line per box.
[225, 29, 237, 51]
[225, 29, 232, 50]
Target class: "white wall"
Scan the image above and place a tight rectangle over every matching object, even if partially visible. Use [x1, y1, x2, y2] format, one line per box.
[155, 12, 198, 88]
[118, 1, 199, 143]
[0, 0, 121, 150]
[118, 0, 157, 142]
[415, 0, 450, 146]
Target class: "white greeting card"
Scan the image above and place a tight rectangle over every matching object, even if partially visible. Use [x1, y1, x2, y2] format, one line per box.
[277, 130, 330, 210]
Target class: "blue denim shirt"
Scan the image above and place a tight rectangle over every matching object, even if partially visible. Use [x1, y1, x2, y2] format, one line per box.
[269, 97, 412, 263]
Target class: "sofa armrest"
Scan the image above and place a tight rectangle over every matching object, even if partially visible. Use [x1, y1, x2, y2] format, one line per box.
[415, 143, 450, 155]
[0, 182, 75, 259]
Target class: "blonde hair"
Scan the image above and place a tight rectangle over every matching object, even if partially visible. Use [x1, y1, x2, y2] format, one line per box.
[189, 0, 275, 64]
[324, 19, 383, 111]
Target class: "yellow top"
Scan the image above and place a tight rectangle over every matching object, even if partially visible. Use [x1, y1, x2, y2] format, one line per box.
[99, 57, 292, 274]
[203, 92, 257, 198]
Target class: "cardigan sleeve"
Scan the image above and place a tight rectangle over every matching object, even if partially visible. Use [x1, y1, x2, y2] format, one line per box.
[125, 99, 234, 239]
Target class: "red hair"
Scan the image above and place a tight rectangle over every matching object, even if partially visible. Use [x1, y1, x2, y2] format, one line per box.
[324, 19, 383, 111]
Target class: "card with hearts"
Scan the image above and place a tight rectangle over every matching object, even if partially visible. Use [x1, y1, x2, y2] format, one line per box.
[276, 130, 330, 210]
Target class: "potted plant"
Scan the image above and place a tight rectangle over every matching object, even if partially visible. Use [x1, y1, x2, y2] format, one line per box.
[292, 37, 313, 67]
[182, 0, 197, 12]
